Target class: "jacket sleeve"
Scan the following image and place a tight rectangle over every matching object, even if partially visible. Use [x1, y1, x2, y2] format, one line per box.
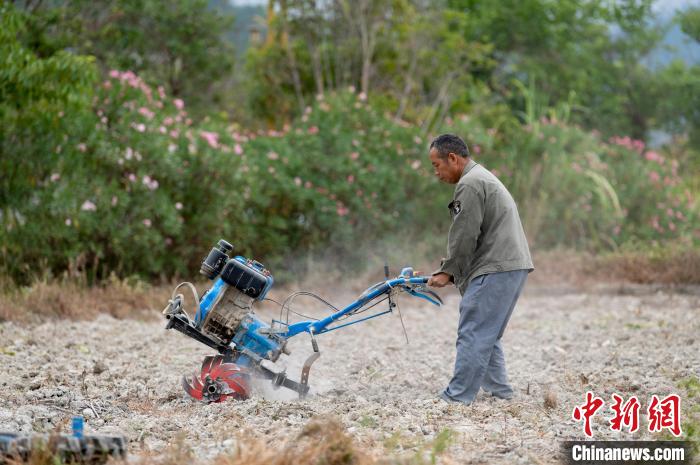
[435, 182, 485, 279]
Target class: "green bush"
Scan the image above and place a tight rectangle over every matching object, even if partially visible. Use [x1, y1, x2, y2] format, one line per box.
[442, 112, 698, 250]
[1, 4, 697, 283]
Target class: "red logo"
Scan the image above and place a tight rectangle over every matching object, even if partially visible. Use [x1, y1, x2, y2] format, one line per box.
[573, 392, 683, 438]
[572, 391, 605, 437]
[648, 394, 682, 437]
[609, 394, 641, 433]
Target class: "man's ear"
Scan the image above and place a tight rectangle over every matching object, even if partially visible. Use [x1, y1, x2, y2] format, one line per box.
[447, 152, 459, 165]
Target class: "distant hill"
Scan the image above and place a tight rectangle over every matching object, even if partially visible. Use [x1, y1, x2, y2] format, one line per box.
[209, 0, 266, 59]
[647, 22, 700, 67]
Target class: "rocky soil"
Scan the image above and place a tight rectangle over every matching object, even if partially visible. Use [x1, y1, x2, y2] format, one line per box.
[1, 285, 698, 464]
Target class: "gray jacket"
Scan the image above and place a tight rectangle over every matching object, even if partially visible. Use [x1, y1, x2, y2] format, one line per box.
[436, 159, 534, 294]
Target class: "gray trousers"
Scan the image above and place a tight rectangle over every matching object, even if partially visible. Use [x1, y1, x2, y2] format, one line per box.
[441, 269, 528, 404]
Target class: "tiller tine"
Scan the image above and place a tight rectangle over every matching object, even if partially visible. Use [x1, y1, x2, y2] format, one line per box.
[182, 355, 251, 403]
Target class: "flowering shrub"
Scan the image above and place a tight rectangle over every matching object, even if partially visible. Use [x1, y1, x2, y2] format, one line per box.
[1, 40, 697, 283]
[442, 115, 698, 250]
[0, 67, 446, 282]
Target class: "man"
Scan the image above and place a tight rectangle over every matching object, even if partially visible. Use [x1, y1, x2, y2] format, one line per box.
[427, 133, 533, 405]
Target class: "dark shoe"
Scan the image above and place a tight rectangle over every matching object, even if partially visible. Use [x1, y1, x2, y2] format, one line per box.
[482, 388, 514, 400]
[439, 391, 472, 405]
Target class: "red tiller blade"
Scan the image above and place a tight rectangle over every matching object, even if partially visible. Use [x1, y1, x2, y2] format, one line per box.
[182, 355, 251, 403]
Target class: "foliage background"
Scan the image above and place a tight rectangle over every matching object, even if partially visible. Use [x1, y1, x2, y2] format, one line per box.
[1, 0, 699, 285]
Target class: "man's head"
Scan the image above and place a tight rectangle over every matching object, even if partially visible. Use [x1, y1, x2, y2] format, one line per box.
[428, 134, 470, 184]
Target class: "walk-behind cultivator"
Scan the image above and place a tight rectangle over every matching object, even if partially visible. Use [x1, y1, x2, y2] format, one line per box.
[163, 239, 442, 403]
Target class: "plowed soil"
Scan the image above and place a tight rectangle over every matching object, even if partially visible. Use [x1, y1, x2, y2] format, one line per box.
[1, 285, 698, 463]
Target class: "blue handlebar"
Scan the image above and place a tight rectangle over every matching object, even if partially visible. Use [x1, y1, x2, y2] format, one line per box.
[285, 276, 437, 338]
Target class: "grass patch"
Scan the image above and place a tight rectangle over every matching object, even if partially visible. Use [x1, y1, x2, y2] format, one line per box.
[358, 415, 378, 428]
[679, 376, 700, 399]
[676, 377, 700, 457]
[0, 274, 172, 323]
[219, 416, 371, 465]
[599, 243, 700, 285]
[2, 245, 698, 325]
[528, 245, 700, 288]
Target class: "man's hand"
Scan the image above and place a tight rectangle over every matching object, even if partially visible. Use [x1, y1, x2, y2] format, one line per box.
[428, 272, 452, 288]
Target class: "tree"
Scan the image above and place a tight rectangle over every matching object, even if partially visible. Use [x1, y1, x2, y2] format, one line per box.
[0, 3, 97, 209]
[21, 0, 237, 117]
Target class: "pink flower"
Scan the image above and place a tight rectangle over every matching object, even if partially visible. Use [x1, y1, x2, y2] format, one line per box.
[138, 107, 155, 120]
[305, 181, 313, 189]
[142, 175, 159, 190]
[170, 129, 179, 138]
[109, 70, 120, 79]
[158, 86, 166, 100]
[267, 151, 279, 160]
[163, 117, 174, 126]
[411, 160, 421, 170]
[159, 126, 167, 134]
[111, 196, 118, 206]
[77, 143, 87, 153]
[234, 144, 243, 155]
[127, 173, 137, 183]
[609, 136, 645, 153]
[347, 175, 355, 183]
[294, 177, 302, 186]
[65, 218, 72, 226]
[413, 136, 422, 145]
[143, 219, 152, 227]
[336, 202, 349, 216]
[645, 151, 664, 163]
[133, 123, 146, 133]
[648, 171, 660, 183]
[173, 98, 185, 110]
[650, 216, 661, 231]
[358, 92, 367, 101]
[347, 85, 356, 93]
[175, 202, 183, 210]
[571, 162, 582, 173]
[350, 152, 360, 160]
[200, 131, 220, 149]
[50, 173, 60, 182]
[473, 144, 481, 155]
[308, 125, 319, 135]
[81, 200, 97, 211]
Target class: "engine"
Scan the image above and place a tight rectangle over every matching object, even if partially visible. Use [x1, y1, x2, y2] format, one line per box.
[194, 240, 274, 346]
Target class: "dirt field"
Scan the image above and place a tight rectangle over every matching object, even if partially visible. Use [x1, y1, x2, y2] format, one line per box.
[1, 284, 698, 464]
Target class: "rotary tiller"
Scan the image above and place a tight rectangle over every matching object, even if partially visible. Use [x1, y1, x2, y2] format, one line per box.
[162, 239, 442, 403]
